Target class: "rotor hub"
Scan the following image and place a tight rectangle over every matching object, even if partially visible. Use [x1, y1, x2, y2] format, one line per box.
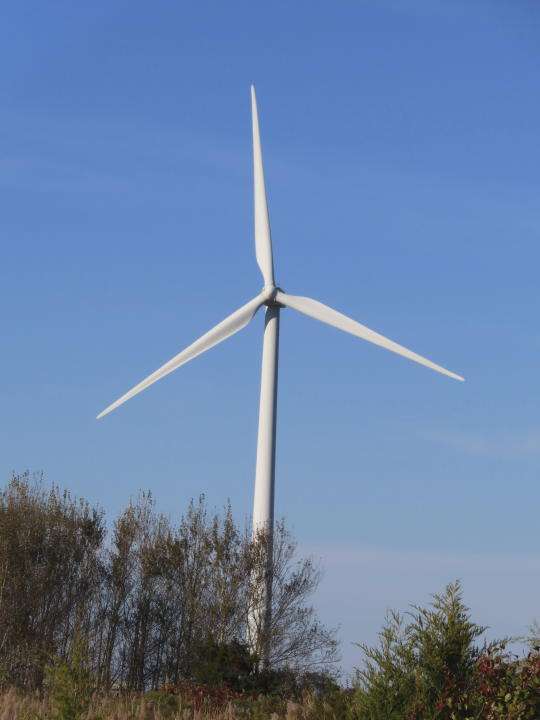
[262, 286, 284, 306]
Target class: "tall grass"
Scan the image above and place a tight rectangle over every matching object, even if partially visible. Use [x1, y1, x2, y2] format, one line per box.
[0, 689, 348, 720]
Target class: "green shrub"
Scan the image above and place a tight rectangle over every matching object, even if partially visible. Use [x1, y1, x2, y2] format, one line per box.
[351, 581, 487, 720]
[191, 638, 258, 691]
[44, 631, 95, 720]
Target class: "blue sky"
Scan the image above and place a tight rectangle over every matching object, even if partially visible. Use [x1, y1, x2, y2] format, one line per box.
[1, 1, 540, 675]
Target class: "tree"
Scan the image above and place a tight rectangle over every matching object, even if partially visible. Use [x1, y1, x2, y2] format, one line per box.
[100, 494, 338, 689]
[260, 521, 339, 671]
[0, 473, 104, 688]
[352, 581, 487, 720]
[45, 629, 96, 720]
[0, 475, 337, 691]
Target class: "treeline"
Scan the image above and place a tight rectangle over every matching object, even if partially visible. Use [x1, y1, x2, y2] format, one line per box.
[0, 473, 337, 691]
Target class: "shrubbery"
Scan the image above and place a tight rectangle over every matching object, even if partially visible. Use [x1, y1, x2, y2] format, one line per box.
[45, 631, 95, 720]
[436, 644, 540, 719]
[1, 473, 539, 718]
[350, 581, 540, 720]
[33, 583, 532, 719]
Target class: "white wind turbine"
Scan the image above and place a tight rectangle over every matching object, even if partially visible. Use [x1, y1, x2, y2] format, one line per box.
[97, 86, 464, 662]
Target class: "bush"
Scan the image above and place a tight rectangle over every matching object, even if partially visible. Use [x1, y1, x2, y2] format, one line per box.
[191, 638, 258, 691]
[351, 582, 540, 720]
[190, 637, 342, 703]
[44, 631, 95, 720]
[438, 644, 540, 719]
[351, 581, 487, 720]
[141, 690, 179, 716]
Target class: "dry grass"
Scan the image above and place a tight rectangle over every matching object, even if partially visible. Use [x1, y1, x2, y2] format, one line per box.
[0, 689, 348, 720]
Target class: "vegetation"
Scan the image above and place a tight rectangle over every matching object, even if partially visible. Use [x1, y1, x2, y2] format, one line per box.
[351, 582, 540, 719]
[0, 473, 337, 692]
[0, 473, 538, 718]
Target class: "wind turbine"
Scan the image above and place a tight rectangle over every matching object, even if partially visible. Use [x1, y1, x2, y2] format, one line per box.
[97, 86, 464, 663]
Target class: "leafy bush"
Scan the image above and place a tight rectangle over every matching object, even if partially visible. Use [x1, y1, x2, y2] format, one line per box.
[437, 644, 540, 719]
[351, 581, 487, 719]
[351, 582, 540, 720]
[44, 631, 95, 720]
[191, 638, 258, 691]
[141, 690, 179, 716]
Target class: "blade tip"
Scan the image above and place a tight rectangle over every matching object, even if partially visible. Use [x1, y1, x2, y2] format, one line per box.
[96, 406, 113, 419]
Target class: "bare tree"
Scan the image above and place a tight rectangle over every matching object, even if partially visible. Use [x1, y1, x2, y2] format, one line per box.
[0, 476, 338, 690]
[249, 521, 339, 671]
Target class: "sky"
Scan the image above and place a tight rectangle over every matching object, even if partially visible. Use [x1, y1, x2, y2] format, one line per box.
[1, 1, 540, 677]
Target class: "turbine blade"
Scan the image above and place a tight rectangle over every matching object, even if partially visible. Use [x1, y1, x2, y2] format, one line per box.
[275, 291, 464, 382]
[251, 85, 275, 287]
[97, 293, 265, 419]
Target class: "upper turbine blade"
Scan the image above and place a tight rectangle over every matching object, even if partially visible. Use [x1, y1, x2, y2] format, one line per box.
[275, 291, 464, 382]
[97, 293, 265, 419]
[251, 86, 275, 288]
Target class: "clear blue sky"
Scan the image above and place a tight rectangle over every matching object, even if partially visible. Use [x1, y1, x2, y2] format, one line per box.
[2, 1, 540, 675]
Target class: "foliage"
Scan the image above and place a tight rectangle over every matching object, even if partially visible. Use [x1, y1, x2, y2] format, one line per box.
[191, 638, 258, 691]
[4, 472, 538, 719]
[44, 630, 95, 720]
[189, 637, 341, 700]
[525, 619, 540, 651]
[437, 644, 540, 719]
[262, 521, 339, 671]
[0, 472, 104, 688]
[351, 581, 487, 719]
[0, 474, 337, 692]
[351, 581, 540, 720]
[140, 690, 179, 716]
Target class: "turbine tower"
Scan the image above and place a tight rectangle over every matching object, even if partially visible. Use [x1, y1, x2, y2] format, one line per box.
[97, 86, 464, 664]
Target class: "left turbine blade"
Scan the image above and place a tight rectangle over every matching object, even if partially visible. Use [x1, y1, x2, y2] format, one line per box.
[275, 291, 464, 382]
[251, 86, 275, 287]
[97, 293, 265, 419]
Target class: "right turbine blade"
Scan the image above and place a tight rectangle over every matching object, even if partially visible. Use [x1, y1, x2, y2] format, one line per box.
[275, 291, 464, 381]
[251, 86, 275, 288]
[97, 293, 266, 419]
